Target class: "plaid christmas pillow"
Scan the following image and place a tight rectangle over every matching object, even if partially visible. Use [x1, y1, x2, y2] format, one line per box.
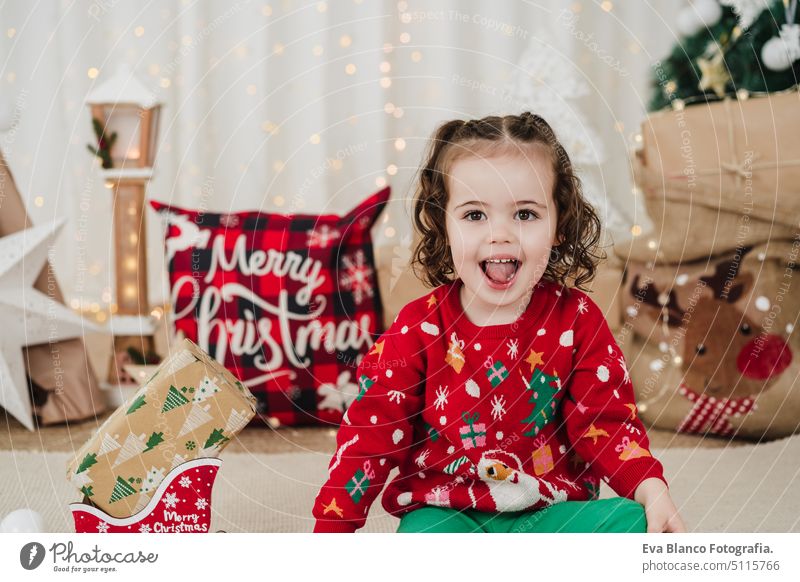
[149, 187, 389, 427]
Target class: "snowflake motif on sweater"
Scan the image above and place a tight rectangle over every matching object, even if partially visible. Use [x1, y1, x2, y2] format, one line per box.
[312, 278, 667, 532]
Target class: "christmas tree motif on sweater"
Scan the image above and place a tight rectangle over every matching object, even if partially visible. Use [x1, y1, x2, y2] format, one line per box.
[126, 394, 147, 415]
[179, 403, 213, 437]
[162, 385, 193, 412]
[113, 433, 147, 467]
[108, 475, 141, 504]
[519, 368, 561, 437]
[445, 332, 466, 373]
[192, 376, 221, 403]
[97, 433, 122, 457]
[484, 356, 509, 388]
[459, 412, 487, 449]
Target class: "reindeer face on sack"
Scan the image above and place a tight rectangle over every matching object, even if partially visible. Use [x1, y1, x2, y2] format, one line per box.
[630, 247, 793, 400]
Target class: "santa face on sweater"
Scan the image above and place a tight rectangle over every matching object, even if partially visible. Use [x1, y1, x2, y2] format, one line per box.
[445, 151, 560, 327]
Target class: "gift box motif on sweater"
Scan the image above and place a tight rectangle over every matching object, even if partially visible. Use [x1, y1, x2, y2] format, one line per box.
[531, 435, 554, 476]
[445, 332, 466, 373]
[484, 356, 509, 387]
[458, 412, 486, 450]
[66, 338, 257, 519]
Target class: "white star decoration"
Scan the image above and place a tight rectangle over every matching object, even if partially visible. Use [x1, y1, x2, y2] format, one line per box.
[0, 220, 101, 430]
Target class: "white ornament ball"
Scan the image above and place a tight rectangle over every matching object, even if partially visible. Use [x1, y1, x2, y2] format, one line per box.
[676, 0, 722, 37]
[0, 508, 45, 533]
[762, 36, 795, 71]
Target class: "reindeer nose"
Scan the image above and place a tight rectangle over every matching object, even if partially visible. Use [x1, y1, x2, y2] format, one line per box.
[737, 334, 792, 380]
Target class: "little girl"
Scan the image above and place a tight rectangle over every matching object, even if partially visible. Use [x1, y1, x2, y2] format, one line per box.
[312, 112, 686, 533]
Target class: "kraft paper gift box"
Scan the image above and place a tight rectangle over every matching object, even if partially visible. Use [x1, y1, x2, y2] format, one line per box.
[66, 338, 257, 518]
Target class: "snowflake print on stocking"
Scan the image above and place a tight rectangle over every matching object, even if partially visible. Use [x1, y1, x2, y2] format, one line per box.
[339, 249, 375, 305]
[163, 492, 180, 509]
[506, 338, 519, 360]
[484, 356, 509, 388]
[71, 458, 221, 533]
[459, 412, 487, 450]
[306, 224, 341, 248]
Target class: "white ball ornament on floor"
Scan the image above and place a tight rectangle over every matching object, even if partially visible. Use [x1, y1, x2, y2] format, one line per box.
[762, 24, 800, 71]
[677, 0, 723, 37]
[0, 508, 45, 533]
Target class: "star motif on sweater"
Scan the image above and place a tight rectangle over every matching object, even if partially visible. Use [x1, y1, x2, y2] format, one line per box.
[368, 340, 385, 359]
[524, 349, 545, 372]
[322, 497, 344, 517]
[426, 294, 438, 309]
[583, 424, 610, 445]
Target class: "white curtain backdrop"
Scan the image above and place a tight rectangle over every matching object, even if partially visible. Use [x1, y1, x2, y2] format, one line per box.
[0, 0, 679, 310]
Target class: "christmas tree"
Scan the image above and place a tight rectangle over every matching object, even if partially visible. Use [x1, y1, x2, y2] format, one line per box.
[143, 432, 164, 452]
[520, 368, 561, 437]
[76, 453, 97, 474]
[650, 0, 800, 110]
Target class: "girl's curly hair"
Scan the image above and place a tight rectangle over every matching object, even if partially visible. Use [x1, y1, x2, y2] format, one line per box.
[410, 112, 606, 291]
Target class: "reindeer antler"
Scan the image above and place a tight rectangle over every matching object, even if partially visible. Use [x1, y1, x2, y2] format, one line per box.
[630, 274, 686, 327]
[699, 245, 754, 302]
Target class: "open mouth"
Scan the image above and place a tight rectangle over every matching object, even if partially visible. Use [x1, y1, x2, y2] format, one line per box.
[480, 258, 521, 289]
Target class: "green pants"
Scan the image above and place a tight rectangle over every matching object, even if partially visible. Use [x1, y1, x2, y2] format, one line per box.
[397, 498, 646, 533]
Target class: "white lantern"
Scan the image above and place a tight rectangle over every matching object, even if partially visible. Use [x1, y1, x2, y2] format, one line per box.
[86, 65, 161, 174]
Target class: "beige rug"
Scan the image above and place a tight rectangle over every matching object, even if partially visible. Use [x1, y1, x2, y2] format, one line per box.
[2, 435, 799, 532]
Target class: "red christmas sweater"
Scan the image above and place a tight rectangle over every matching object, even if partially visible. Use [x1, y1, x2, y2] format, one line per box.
[313, 277, 667, 532]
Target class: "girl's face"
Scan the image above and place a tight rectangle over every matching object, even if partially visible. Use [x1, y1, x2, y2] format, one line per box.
[444, 150, 560, 326]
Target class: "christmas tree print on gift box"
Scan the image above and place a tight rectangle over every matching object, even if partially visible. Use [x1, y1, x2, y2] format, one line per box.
[66, 338, 257, 525]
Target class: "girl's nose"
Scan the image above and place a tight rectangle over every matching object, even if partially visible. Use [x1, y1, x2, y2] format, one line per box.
[487, 220, 515, 244]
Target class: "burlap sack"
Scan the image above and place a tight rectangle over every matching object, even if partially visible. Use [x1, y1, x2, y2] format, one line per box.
[617, 241, 799, 440]
[615, 90, 800, 264]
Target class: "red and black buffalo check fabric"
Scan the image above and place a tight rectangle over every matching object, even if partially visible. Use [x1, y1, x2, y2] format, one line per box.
[149, 187, 389, 427]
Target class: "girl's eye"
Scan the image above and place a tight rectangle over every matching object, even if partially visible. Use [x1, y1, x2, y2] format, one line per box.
[517, 209, 539, 221]
[464, 210, 485, 221]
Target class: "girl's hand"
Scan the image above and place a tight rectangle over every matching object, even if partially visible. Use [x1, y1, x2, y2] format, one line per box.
[634, 478, 687, 533]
